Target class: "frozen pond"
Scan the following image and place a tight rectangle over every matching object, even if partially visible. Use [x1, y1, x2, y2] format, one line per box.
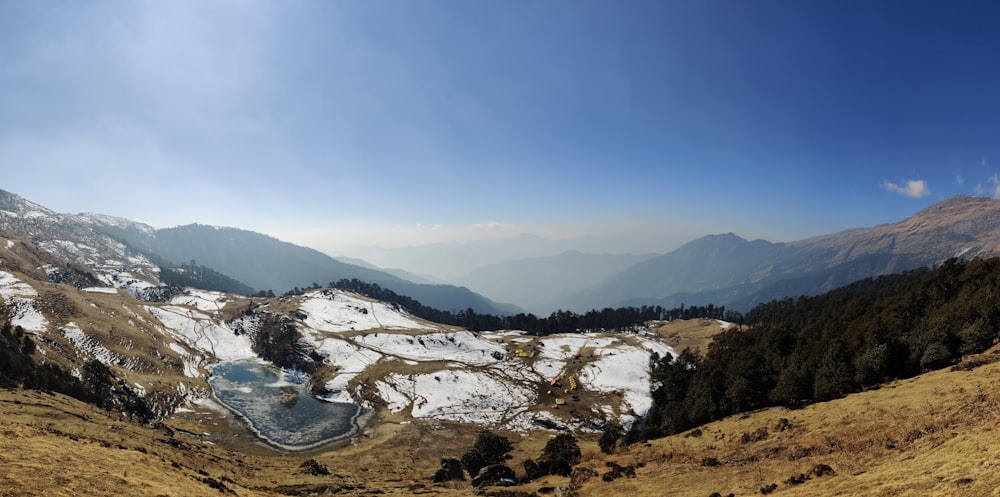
[208, 360, 360, 450]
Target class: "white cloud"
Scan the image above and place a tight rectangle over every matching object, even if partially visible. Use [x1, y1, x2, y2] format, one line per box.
[987, 174, 1000, 199]
[884, 179, 930, 198]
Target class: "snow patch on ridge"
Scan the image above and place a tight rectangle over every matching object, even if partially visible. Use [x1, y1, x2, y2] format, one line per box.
[298, 290, 433, 332]
[353, 331, 503, 365]
[82, 287, 119, 294]
[0, 270, 38, 299]
[171, 290, 229, 312]
[145, 305, 253, 362]
[0, 270, 47, 331]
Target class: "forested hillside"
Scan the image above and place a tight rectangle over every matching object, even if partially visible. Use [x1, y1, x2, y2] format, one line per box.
[637, 257, 1000, 441]
[331, 278, 733, 334]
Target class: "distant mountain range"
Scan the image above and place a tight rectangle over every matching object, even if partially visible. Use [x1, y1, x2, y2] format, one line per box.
[569, 195, 1000, 311]
[454, 250, 656, 315]
[351, 233, 646, 281]
[6, 187, 1000, 316]
[361, 195, 1000, 313]
[0, 189, 519, 315]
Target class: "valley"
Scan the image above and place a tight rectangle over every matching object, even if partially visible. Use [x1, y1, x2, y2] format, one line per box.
[5, 339, 1000, 496]
[5, 3, 999, 495]
[6, 188, 1000, 496]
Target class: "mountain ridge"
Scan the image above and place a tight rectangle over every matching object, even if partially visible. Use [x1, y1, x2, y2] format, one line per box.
[0, 188, 518, 315]
[578, 194, 1000, 311]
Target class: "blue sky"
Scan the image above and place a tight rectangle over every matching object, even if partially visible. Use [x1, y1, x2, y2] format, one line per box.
[1, 1, 999, 256]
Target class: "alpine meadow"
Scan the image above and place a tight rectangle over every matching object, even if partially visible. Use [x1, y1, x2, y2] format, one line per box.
[4, 2, 1000, 496]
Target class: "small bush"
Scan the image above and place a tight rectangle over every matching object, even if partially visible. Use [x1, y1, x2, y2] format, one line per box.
[433, 458, 464, 482]
[299, 458, 330, 476]
[598, 421, 623, 454]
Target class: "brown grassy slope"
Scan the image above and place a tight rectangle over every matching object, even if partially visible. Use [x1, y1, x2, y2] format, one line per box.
[6, 261, 1000, 497]
[0, 389, 474, 497]
[8, 351, 1000, 497]
[0, 390, 282, 497]
[648, 318, 733, 355]
[563, 351, 1000, 497]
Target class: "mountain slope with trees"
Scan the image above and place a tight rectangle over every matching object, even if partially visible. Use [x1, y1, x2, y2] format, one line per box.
[90, 222, 520, 315]
[635, 256, 1000, 441]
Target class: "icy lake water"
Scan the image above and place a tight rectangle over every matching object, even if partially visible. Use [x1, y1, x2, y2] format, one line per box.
[209, 360, 359, 450]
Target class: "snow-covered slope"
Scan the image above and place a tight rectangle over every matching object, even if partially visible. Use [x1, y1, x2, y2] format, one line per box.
[0, 270, 47, 331]
[3, 251, 672, 434]
[137, 287, 674, 431]
[0, 189, 162, 294]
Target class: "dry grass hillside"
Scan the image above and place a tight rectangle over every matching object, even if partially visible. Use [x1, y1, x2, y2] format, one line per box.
[5, 342, 1000, 496]
[648, 318, 734, 355]
[562, 350, 1000, 497]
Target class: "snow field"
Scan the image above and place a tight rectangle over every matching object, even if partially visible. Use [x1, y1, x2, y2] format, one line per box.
[0, 270, 48, 331]
[352, 331, 504, 365]
[377, 368, 535, 426]
[298, 290, 433, 332]
[578, 348, 659, 417]
[171, 290, 230, 312]
[0, 270, 38, 299]
[306, 335, 384, 403]
[145, 305, 254, 361]
[82, 287, 119, 294]
[78, 283, 675, 432]
[168, 342, 204, 378]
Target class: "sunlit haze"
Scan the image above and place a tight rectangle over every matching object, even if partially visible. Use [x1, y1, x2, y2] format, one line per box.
[3, 1, 999, 268]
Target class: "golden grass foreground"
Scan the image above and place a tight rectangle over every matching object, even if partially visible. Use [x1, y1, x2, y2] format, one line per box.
[4, 339, 1000, 496]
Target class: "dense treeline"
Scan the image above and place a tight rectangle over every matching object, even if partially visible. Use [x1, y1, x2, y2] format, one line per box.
[330, 278, 729, 334]
[249, 313, 323, 372]
[1, 321, 86, 396]
[635, 257, 1000, 441]
[0, 321, 154, 422]
[159, 259, 256, 296]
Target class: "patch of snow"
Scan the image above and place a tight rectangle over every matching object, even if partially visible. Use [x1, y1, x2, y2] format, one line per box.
[353, 331, 504, 365]
[168, 342, 203, 378]
[171, 290, 229, 312]
[578, 345, 669, 419]
[0, 270, 38, 299]
[378, 369, 535, 426]
[534, 335, 619, 362]
[145, 305, 254, 361]
[298, 290, 434, 332]
[62, 322, 118, 364]
[6, 297, 47, 331]
[97, 271, 159, 296]
[21, 209, 50, 220]
[82, 287, 119, 294]
[306, 336, 383, 403]
[0, 272, 47, 331]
